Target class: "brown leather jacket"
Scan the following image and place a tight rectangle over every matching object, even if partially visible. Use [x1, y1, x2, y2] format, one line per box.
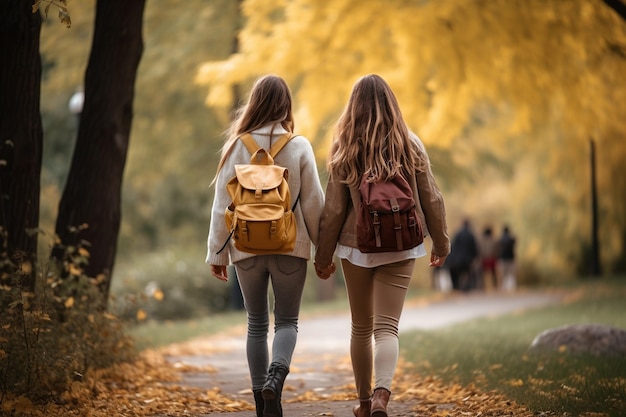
[315, 137, 450, 268]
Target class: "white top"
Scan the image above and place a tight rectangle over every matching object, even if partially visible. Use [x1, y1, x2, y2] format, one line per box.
[335, 243, 426, 268]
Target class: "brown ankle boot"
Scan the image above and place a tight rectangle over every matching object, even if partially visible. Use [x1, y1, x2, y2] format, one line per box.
[352, 399, 371, 417]
[371, 388, 390, 417]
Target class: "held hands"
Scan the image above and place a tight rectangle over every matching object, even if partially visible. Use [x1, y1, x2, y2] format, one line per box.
[211, 265, 228, 282]
[314, 261, 336, 280]
[429, 253, 447, 267]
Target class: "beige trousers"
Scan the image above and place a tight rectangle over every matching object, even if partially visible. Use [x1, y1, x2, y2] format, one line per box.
[340, 258, 414, 400]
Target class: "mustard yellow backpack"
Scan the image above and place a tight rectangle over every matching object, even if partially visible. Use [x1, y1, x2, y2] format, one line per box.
[220, 132, 298, 255]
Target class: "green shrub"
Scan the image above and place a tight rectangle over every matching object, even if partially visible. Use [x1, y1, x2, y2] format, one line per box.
[110, 248, 230, 321]
[0, 237, 135, 401]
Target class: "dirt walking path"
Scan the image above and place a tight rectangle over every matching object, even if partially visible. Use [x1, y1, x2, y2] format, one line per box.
[162, 290, 564, 416]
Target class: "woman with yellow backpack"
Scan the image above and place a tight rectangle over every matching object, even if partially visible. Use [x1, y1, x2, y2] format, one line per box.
[206, 75, 324, 417]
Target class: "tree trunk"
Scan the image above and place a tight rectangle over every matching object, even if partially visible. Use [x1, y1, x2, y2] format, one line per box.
[53, 0, 146, 302]
[0, 1, 43, 293]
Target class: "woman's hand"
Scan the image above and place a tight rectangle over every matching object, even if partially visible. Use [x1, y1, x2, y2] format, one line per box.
[211, 265, 228, 282]
[429, 253, 447, 267]
[314, 262, 336, 280]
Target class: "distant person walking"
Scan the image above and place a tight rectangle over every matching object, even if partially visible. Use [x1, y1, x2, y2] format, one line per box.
[206, 75, 324, 417]
[479, 226, 498, 291]
[446, 219, 478, 291]
[314, 74, 450, 417]
[498, 225, 517, 291]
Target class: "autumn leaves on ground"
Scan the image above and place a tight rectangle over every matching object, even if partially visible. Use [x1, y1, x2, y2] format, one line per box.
[1, 333, 533, 417]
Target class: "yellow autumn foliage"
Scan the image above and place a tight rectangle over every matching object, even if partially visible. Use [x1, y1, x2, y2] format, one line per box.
[197, 0, 626, 276]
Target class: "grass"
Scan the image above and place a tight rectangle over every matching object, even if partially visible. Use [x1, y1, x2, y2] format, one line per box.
[401, 276, 626, 416]
[126, 287, 355, 350]
[128, 310, 247, 351]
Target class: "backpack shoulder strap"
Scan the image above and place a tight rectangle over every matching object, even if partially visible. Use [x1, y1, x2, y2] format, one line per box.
[269, 133, 295, 158]
[240, 133, 261, 155]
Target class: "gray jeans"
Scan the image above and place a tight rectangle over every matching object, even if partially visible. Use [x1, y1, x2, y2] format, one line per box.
[234, 255, 307, 390]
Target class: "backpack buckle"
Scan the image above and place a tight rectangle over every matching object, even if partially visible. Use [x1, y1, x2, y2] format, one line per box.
[390, 198, 400, 212]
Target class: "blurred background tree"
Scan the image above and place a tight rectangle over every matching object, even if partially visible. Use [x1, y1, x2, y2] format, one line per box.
[35, 0, 626, 319]
[39, 0, 241, 317]
[50, 0, 146, 302]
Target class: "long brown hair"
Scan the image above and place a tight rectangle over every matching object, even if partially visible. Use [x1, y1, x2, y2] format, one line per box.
[213, 75, 295, 180]
[328, 74, 424, 188]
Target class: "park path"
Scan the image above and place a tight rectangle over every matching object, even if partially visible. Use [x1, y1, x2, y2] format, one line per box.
[165, 290, 565, 417]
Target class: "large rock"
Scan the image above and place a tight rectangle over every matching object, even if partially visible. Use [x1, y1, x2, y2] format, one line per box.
[529, 323, 626, 356]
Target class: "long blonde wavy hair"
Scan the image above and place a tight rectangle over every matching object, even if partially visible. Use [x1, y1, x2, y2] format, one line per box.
[328, 74, 424, 188]
[213, 75, 295, 182]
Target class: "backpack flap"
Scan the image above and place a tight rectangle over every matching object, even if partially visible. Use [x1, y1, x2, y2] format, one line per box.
[232, 164, 289, 198]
